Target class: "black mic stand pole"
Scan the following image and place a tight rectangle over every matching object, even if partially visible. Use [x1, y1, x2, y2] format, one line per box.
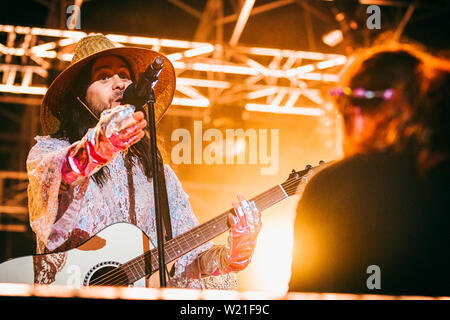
[145, 85, 167, 288]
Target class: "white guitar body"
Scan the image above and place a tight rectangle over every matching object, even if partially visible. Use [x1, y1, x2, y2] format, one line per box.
[0, 223, 164, 288]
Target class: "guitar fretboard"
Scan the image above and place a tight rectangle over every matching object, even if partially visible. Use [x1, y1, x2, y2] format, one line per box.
[120, 184, 290, 283]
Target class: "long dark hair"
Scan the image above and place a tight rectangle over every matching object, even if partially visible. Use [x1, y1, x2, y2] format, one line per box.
[51, 57, 159, 186]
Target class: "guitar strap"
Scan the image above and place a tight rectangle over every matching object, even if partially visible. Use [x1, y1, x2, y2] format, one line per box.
[127, 146, 173, 240]
[156, 148, 173, 241]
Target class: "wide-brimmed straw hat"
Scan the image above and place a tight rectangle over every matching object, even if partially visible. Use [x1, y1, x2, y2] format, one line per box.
[41, 34, 176, 135]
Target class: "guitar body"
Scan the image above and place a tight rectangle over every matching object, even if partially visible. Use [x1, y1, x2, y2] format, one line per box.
[0, 223, 160, 288]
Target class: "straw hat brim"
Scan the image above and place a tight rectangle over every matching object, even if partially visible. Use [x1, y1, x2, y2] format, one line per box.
[41, 46, 176, 135]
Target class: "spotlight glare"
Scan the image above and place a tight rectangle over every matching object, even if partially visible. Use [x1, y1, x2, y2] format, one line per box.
[322, 30, 343, 47]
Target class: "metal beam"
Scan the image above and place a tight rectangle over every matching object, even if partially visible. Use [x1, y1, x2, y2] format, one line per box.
[0, 24, 346, 116]
[0, 224, 27, 232]
[216, 0, 295, 25]
[168, 0, 202, 18]
[194, 0, 221, 41]
[229, 0, 255, 46]
[393, 0, 417, 41]
[295, 0, 335, 25]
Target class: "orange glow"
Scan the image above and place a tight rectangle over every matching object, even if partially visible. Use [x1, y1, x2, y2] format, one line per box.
[229, 0, 256, 46]
[322, 29, 344, 47]
[245, 103, 324, 116]
[0, 84, 46, 95]
[237, 202, 297, 295]
[172, 97, 210, 107]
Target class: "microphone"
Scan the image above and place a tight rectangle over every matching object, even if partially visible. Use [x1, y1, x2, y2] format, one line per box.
[122, 56, 164, 107]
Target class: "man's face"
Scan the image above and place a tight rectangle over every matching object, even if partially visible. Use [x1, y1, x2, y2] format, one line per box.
[85, 55, 132, 114]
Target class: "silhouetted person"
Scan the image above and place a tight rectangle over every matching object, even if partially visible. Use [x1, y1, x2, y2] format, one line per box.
[289, 43, 450, 297]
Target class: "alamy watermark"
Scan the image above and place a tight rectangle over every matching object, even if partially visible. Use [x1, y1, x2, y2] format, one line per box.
[171, 121, 279, 175]
[66, 5, 81, 30]
[366, 264, 381, 290]
[366, 5, 381, 30]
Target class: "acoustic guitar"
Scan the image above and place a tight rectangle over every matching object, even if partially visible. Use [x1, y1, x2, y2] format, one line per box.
[0, 164, 321, 287]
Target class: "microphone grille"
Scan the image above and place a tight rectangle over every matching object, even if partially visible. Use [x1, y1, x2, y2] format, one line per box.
[153, 56, 164, 69]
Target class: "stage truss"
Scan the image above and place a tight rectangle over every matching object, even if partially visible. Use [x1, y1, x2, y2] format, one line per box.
[0, 1, 347, 230]
[0, 22, 345, 224]
[0, 24, 345, 113]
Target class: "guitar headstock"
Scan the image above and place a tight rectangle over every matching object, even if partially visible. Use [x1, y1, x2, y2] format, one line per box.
[281, 160, 326, 197]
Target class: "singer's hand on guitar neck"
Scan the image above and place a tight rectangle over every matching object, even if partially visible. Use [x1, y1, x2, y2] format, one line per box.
[225, 193, 262, 272]
[61, 104, 147, 185]
[185, 193, 262, 279]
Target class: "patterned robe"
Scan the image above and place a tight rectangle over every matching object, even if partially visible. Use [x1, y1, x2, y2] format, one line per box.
[26, 135, 235, 289]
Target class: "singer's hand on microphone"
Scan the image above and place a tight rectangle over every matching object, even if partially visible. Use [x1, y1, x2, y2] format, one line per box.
[106, 107, 147, 150]
[94, 104, 147, 155]
[61, 105, 147, 185]
[122, 57, 164, 107]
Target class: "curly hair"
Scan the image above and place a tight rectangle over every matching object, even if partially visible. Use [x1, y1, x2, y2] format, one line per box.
[415, 65, 450, 174]
[334, 41, 450, 173]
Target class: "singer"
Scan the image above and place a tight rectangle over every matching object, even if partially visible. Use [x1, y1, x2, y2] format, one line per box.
[26, 34, 261, 289]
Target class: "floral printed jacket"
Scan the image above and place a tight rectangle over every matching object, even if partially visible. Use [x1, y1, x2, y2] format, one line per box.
[26, 135, 235, 289]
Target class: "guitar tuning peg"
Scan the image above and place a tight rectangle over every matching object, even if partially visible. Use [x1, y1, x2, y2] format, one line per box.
[292, 169, 296, 173]
[305, 164, 312, 170]
[319, 160, 324, 164]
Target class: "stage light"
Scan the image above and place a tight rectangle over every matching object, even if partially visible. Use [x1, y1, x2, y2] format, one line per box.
[245, 103, 324, 116]
[184, 44, 214, 58]
[160, 39, 194, 49]
[322, 29, 343, 47]
[322, 74, 339, 82]
[177, 78, 230, 89]
[316, 56, 347, 69]
[0, 84, 46, 95]
[284, 90, 301, 108]
[167, 44, 214, 61]
[297, 73, 322, 81]
[229, 0, 256, 46]
[247, 88, 278, 100]
[172, 97, 210, 107]
[335, 12, 345, 22]
[286, 64, 315, 77]
[243, 214, 295, 295]
[191, 62, 259, 76]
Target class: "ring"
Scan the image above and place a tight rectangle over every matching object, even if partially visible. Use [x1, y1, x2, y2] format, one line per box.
[240, 200, 251, 214]
[249, 201, 258, 213]
[243, 201, 259, 225]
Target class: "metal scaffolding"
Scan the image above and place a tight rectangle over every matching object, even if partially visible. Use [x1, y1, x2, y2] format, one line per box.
[0, 0, 346, 234]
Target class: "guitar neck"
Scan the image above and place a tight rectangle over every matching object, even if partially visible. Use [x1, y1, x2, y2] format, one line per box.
[121, 184, 290, 283]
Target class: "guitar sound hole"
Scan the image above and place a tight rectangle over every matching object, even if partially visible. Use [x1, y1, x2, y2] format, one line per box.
[88, 266, 129, 286]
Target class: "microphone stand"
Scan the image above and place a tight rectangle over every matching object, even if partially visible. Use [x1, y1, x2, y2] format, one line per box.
[124, 56, 167, 287]
[145, 84, 167, 288]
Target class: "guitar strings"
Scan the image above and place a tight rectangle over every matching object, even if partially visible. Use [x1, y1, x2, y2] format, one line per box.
[88, 176, 306, 286]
